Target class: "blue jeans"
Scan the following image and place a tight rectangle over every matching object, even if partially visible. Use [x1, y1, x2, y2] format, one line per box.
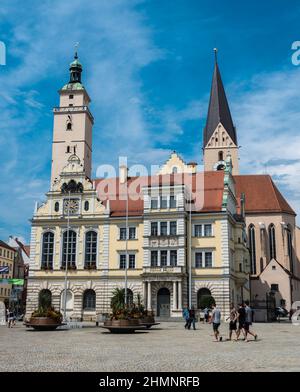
[188, 318, 196, 330]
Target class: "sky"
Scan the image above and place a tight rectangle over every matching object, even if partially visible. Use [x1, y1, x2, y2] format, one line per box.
[1, 0, 300, 243]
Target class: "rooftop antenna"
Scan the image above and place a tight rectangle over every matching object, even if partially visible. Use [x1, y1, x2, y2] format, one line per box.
[213, 47, 218, 64]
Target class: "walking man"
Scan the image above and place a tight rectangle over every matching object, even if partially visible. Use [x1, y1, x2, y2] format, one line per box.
[183, 307, 190, 329]
[203, 307, 209, 323]
[187, 306, 196, 330]
[244, 300, 258, 342]
[210, 304, 222, 342]
[226, 303, 238, 341]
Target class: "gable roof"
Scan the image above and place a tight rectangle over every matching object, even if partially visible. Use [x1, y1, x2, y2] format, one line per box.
[94, 171, 225, 217]
[0, 240, 16, 252]
[234, 174, 295, 215]
[203, 61, 237, 147]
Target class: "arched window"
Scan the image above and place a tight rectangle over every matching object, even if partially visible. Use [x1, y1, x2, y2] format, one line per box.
[38, 289, 52, 309]
[84, 201, 89, 211]
[197, 288, 215, 309]
[54, 202, 59, 212]
[172, 166, 178, 174]
[41, 232, 54, 269]
[218, 151, 223, 161]
[83, 289, 96, 311]
[287, 228, 293, 273]
[268, 224, 276, 260]
[84, 231, 97, 268]
[62, 230, 76, 268]
[248, 224, 256, 275]
[67, 122, 72, 130]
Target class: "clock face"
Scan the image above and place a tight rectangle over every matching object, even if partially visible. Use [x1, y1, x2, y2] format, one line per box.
[63, 198, 79, 215]
[213, 160, 226, 171]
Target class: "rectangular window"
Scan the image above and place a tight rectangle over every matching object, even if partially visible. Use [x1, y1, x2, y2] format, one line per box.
[205, 252, 213, 268]
[170, 250, 177, 266]
[170, 221, 177, 236]
[151, 198, 158, 209]
[129, 227, 136, 240]
[151, 222, 158, 236]
[194, 225, 202, 237]
[195, 252, 202, 268]
[271, 284, 279, 292]
[120, 228, 127, 240]
[129, 254, 135, 269]
[160, 196, 168, 209]
[170, 195, 176, 208]
[204, 224, 212, 237]
[160, 222, 168, 236]
[69, 94, 74, 99]
[119, 254, 126, 269]
[151, 251, 158, 267]
[161, 250, 168, 266]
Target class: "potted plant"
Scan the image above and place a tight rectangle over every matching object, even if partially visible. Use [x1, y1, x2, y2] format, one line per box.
[26, 291, 63, 330]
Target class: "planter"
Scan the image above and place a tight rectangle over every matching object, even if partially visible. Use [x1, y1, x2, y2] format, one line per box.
[26, 317, 63, 331]
[140, 316, 155, 324]
[102, 318, 146, 333]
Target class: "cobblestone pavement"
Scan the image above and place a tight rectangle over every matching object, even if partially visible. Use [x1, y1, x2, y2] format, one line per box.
[0, 321, 300, 372]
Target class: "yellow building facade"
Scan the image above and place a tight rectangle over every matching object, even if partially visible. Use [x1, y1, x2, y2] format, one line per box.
[25, 54, 250, 321]
[0, 241, 16, 305]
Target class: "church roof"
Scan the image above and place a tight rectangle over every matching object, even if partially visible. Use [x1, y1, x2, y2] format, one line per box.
[234, 174, 295, 215]
[94, 171, 225, 217]
[203, 59, 237, 147]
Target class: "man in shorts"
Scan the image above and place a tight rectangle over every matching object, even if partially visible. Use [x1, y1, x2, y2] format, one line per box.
[210, 304, 222, 342]
[226, 303, 238, 341]
[244, 300, 258, 342]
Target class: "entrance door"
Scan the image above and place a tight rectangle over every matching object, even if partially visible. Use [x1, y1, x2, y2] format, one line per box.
[157, 288, 170, 317]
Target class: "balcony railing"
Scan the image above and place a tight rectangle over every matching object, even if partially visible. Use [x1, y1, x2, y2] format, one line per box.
[143, 266, 182, 274]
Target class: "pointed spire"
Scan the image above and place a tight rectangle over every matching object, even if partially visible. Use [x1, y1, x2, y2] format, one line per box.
[203, 49, 237, 147]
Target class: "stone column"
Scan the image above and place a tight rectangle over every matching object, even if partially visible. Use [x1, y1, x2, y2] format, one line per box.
[147, 281, 152, 310]
[173, 281, 177, 310]
[178, 281, 182, 310]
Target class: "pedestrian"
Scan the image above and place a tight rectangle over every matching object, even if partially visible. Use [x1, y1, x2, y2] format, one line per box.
[7, 309, 14, 328]
[210, 303, 222, 342]
[204, 307, 209, 323]
[236, 303, 246, 340]
[183, 307, 190, 329]
[187, 306, 196, 330]
[244, 300, 258, 342]
[226, 303, 238, 341]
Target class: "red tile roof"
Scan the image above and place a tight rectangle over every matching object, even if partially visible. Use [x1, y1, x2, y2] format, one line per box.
[234, 175, 295, 215]
[94, 171, 225, 217]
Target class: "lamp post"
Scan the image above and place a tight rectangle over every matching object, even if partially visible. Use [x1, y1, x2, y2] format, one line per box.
[188, 187, 192, 309]
[63, 190, 71, 322]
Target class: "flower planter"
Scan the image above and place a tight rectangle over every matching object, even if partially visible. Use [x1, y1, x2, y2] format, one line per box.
[26, 317, 63, 331]
[102, 318, 146, 333]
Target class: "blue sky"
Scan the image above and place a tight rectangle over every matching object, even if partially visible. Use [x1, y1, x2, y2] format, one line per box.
[1, 0, 300, 243]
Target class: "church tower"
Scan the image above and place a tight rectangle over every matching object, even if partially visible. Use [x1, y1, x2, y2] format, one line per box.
[203, 50, 239, 175]
[50, 51, 94, 188]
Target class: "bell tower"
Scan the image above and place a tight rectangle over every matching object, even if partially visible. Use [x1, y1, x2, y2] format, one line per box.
[203, 49, 239, 175]
[50, 51, 94, 188]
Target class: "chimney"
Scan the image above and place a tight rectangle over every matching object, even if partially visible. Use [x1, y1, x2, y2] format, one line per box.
[187, 162, 197, 174]
[119, 164, 128, 184]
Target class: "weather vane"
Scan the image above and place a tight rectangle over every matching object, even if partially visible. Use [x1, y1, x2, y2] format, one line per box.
[213, 47, 218, 63]
[74, 42, 79, 58]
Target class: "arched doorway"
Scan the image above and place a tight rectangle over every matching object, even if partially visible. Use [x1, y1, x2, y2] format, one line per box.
[60, 289, 73, 317]
[197, 288, 215, 309]
[157, 288, 170, 317]
[38, 289, 52, 309]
